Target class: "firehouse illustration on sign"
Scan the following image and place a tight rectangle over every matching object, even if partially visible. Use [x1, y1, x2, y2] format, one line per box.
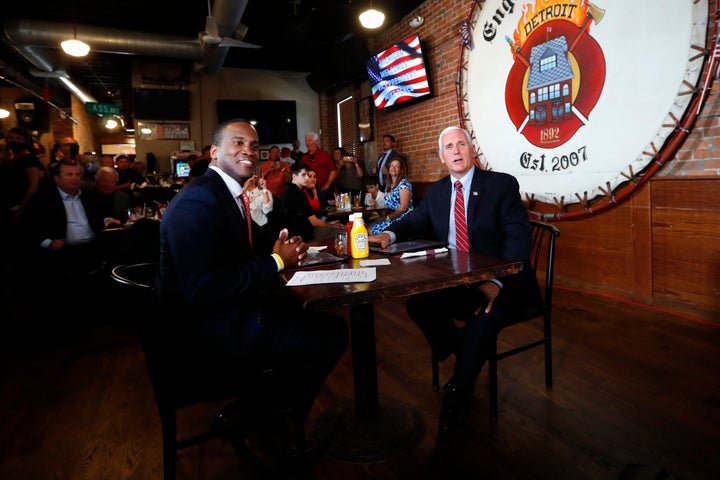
[504, 1, 605, 148]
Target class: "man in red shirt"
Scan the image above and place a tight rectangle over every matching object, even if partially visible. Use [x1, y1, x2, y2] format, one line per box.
[300, 132, 337, 207]
[260, 145, 291, 199]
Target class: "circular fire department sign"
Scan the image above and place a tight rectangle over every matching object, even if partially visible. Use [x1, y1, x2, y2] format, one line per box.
[460, 0, 707, 207]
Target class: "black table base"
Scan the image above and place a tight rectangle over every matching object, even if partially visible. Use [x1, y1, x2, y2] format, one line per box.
[312, 396, 425, 463]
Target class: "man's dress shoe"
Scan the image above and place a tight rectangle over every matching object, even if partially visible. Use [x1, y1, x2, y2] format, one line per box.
[439, 381, 471, 434]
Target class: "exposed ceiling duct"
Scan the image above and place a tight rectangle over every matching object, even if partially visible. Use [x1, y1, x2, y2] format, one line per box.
[1, 0, 249, 103]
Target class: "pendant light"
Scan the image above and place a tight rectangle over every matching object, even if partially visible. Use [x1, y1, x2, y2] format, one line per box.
[61, 8, 90, 57]
[359, 0, 385, 29]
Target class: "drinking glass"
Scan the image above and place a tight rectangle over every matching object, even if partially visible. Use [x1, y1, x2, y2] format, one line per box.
[334, 232, 347, 256]
[353, 194, 361, 208]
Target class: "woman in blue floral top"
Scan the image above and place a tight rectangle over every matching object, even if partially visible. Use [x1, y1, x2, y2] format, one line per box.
[370, 157, 413, 235]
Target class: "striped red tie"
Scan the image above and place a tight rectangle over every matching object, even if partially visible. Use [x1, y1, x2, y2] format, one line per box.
[240, 191, 253, 247]
[454, 181, 469, 252]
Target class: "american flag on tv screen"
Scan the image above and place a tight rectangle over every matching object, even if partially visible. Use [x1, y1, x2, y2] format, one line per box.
[367, 34, 430, 109]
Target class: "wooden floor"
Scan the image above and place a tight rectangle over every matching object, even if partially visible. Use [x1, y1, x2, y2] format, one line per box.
[1, 286, 719, 480]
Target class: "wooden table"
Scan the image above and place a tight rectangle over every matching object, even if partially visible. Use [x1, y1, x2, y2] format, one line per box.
[322, 205, 389, 222]
[280, 249, 523, 462]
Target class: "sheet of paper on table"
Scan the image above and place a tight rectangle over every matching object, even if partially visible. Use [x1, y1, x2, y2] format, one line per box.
[360, 259, 391, 266]
[285, 267, 376, 286]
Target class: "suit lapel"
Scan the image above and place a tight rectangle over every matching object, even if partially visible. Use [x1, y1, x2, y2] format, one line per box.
[208, 170, 251, 246]
[436, 176, 452, 242]
[467, 167, 484, 228]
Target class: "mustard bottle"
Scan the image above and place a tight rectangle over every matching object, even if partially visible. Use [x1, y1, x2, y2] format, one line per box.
[350, 212, 369, 258]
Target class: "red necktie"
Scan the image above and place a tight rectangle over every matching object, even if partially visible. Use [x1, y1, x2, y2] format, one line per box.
[454, 180, 469, 252]
[240, 191, 253, 247]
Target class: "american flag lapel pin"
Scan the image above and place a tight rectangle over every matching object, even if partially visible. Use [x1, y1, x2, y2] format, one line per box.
[472, 191, 478, 196]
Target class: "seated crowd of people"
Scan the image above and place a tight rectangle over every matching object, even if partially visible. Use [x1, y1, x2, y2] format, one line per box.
[0, 129, 403, 322]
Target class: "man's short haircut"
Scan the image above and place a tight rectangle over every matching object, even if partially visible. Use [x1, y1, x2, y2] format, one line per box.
[97, 166, 119, 180]
[365, 175, 380, 186]
[291, 162, 312, 175]
[51, 159, 78, 176]
[383, 134, 396, 143]
[437, 126, 472, 153]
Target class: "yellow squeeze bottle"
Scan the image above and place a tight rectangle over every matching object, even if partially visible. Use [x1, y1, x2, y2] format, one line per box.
[350, 212, 369, 259]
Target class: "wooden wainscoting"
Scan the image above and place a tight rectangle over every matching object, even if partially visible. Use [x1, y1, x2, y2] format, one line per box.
[413, 176, 720, 316]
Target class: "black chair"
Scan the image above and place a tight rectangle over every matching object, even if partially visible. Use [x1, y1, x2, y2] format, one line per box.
[110, 263, 306, 479]
[431, 220, 560, 421]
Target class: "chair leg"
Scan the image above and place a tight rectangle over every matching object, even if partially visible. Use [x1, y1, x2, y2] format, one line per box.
[544, 315, 553, 389]
[292, 414, 308, 470]
[488, 347, 499, 422]
[159, 405, 177, 480]
[431, 351, 440, 392]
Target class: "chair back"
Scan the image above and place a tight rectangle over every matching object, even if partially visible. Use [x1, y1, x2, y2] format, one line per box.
[528, 220, 560, 308]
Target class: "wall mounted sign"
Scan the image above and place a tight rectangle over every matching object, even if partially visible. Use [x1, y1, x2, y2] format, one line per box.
[137, 122, 191, 140]
[458, 0, 708, 218]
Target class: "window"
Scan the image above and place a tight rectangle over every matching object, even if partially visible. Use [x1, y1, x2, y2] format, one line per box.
[337, 96, 357, 156]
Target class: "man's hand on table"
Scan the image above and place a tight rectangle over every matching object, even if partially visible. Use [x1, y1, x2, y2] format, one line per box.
[273, 228, 308, 267]
[368, 233, 391, 249]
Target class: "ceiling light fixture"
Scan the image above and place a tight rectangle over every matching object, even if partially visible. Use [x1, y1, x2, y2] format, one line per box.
[61, 38, 90, 57]
[0, 108, 10, 119]
[359, 1, 385, 29]
[61, 9, 90, 57]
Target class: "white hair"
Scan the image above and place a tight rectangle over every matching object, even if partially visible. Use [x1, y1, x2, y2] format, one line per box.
[438, 126, 472, 154]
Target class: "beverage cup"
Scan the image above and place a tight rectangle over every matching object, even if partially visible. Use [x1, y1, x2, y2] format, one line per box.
[334, 232, 347, 256]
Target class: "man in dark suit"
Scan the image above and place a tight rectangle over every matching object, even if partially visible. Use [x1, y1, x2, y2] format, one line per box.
[157, 119, 348, 449]
[20, 160, 110, 320]
[371, 134, 404, 191]
[22, 160, 107, 278]
[369, 126, 542, 433]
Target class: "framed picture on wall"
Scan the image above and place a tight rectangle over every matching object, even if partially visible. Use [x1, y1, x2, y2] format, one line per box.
[260, 149, 270, 160]
[357, 96, 374, 143]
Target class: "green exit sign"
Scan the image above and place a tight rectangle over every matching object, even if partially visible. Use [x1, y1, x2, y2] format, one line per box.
[85, 102, 122, 116]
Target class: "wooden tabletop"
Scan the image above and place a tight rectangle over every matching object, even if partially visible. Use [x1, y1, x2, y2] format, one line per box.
[322, 206, 390, 221]
[280, 249, 523, 310]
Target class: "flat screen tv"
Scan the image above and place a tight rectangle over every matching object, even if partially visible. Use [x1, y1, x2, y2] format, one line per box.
[174, 160, 190, 178]
[366, 33, 432, 110]
[216, 100, 297, 144]
[133, 88, 191, 120]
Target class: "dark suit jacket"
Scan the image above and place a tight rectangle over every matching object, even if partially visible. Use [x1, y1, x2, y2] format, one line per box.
[387, 167, 541, 305]
[157, 169, 280, 356]
[22, 185, 106, 248]
[21, 185, 108, 276]
[85, 188, 130, 223]
[376, 149, 403, 187]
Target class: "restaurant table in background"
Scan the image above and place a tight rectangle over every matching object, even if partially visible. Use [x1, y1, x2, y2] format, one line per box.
[99, 217, 161, 267]
[130, 184, 182, 207]
[280, 247, 523, 462]
[322, 205, 389, 223]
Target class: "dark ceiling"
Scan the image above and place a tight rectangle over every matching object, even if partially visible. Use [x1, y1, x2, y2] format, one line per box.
[1, 0, 426, 109]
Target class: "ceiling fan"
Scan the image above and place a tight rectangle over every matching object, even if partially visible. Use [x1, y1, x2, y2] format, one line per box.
[199, 0, 260, 49]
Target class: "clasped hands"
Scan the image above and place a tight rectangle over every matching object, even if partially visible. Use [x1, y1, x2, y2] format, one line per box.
[273, 228, 308, 267]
